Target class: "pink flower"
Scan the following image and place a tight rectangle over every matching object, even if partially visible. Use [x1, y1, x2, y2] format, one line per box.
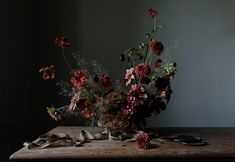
[124, 68, 135, 86]
[71, 71, 86, 88]
[148, 39, 164, 56]
[136, 132, 150, 149]
[129, 84, 148, 99]
[122, 84, 148, 118]
[122, 105, 134, 117]
[134, 63, 150, 78]
[148, 9, 157, 18]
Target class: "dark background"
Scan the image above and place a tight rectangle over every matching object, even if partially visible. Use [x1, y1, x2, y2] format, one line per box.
[1, 0, 235, 161]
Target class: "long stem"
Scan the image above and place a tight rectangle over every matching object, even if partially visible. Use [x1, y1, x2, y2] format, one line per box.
[149, 17, 157, 65]
[143, 45, 149, 63]
[62, 48, 73, 73]
[129, 55, 136, 67]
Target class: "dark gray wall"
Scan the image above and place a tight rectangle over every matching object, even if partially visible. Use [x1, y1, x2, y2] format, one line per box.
[1, 0, 235, 129]
[79, 0, 235, 127]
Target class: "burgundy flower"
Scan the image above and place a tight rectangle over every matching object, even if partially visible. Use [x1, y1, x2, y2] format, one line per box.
[39, 65, 56, 80]
[153, 59, 162, 69]
[99, 75, 112, 88]
[148, 39, 164, 56]
[136, 132, 150, 149]
[148, 9, 157, 18]
[54, 37, 71, 48]
[134, 63, 150, 78]
[79, 101, 94, 119]
[71, 71, 86, 88]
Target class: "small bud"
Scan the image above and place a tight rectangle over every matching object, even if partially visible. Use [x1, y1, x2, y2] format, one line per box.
[146, 33, 150, 38]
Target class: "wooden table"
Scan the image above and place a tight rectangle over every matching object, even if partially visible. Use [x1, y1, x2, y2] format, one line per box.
[10, 126, 235, 162]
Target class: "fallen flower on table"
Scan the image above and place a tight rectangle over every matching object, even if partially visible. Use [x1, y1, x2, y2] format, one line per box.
[136, 132, 150, 149]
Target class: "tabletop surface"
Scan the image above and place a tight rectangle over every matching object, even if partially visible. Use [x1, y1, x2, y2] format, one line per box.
[10, 126, 235, 160]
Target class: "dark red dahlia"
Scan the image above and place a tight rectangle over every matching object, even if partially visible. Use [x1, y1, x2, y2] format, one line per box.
[99, 75, 112, 88]
[71, 71, 86, 88]
[148, 9, 157, 18]
[136, 132, 150, 149]
[134, 63, 150, 78]
[54, 37, 71, 48]
[148, 39, 164, 56]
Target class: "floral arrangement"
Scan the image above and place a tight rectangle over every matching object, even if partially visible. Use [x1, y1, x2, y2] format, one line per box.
[39, 9, 176, 149]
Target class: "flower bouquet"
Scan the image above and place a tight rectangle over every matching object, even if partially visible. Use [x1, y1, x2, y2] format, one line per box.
[39, 9, 176, 147]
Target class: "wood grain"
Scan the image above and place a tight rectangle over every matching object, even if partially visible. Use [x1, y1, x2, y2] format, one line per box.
[10, 126, 235, 160]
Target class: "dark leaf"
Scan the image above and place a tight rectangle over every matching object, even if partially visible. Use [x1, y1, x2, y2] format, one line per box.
[159, 102, 166, 111]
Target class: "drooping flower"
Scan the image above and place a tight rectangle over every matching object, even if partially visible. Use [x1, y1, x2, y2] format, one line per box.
[39, 65, 56, 80]
[134, 63, 150, 78]
[124, 67, 135, 86]
[54, 37, 71, 48]
[148, 9, 157, 18]
[71, 71, 86, 88]
[99, 75, 112, 88]
[69, 92, 81, 111]
[47, 107, 61, 121]
[136, 132, 150, 149]
[148, 39, 164, 56]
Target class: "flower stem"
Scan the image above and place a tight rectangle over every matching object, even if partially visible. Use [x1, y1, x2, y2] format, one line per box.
[62, 48, 73, 73]
[129, 55, 136, 67]
[149, 17, 157, 65]
[144, 45, 149, 63]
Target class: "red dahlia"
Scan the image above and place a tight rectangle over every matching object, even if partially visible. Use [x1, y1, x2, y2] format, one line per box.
[148, 39, 164, 56]
[134, 63, 150, 78]
[136, 132, 150, 149]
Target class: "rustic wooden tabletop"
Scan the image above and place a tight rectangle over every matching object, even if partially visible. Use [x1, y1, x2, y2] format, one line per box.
[10, 126, 235, 162]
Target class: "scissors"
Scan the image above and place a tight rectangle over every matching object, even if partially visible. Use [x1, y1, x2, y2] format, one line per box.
[159, 134, 207, 146]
